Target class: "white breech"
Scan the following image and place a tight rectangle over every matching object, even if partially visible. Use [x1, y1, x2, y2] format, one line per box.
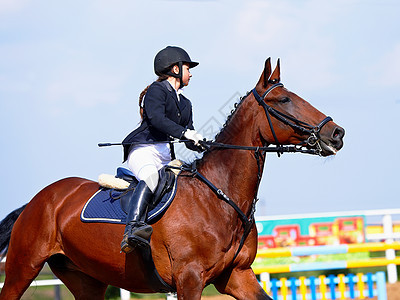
[126, 143, 171, 193]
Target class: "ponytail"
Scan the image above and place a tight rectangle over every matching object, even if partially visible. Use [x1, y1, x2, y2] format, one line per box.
[138, 74, 169, 119]
[138, 85, 150, 119]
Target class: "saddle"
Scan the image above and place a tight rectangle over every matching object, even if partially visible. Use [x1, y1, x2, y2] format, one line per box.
[117, 166, 176, 214]
[82, 164, 180, 293]
[82, 161, 181, 225]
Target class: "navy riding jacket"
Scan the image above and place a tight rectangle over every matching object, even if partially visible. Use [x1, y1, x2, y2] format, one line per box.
[122, 80, 196, 162]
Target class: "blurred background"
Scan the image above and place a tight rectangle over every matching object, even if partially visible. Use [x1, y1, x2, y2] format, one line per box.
[1, 0, 399, 220]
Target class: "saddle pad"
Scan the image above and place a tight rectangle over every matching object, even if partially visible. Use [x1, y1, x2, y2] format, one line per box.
[80, 179, 178, 225]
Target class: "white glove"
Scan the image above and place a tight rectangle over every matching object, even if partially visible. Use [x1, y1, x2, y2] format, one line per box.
[184, 129, 204, 146]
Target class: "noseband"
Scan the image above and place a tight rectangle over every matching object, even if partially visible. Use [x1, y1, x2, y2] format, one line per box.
[252, 83, 332, 156]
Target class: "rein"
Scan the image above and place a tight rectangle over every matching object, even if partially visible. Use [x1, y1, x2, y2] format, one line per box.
[185, 83, 334, 260]
[200, 140, 318, 155]
[99, 83, 333, 262]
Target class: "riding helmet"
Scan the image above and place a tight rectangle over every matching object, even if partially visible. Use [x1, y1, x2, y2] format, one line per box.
[154, 46, 199, 77]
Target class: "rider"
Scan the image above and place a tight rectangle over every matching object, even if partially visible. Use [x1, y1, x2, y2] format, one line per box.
[120, 46, 205, 253]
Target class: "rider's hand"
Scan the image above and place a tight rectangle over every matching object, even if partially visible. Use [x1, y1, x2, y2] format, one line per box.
[184, 129, 204, 146]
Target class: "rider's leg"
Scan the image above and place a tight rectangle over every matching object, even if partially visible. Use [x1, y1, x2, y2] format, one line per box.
[128, 144, 171, 192]
[121, 145, 169, 253]
[120, 180, 154, 253]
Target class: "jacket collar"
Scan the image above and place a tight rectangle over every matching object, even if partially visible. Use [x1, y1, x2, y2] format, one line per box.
[162, 79, 174, 92]
[161, 80, 187, 111]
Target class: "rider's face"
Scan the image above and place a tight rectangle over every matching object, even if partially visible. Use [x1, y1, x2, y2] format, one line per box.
[181, 64, 192, 86]
[171, 63, 192, 87]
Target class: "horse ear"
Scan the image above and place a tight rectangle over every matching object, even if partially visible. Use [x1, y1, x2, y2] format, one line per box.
[269, 58, 281, 83]
[257, 57, 272, 88]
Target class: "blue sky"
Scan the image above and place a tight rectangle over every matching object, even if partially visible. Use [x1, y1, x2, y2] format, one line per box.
[1, 0, 399, 220]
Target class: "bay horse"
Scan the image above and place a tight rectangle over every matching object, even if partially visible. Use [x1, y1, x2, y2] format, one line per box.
[0, 58, 344, 300]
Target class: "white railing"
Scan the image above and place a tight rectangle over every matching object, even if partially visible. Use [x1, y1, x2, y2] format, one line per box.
[0, 275, 131, 300]
[0, 279, 63, 289]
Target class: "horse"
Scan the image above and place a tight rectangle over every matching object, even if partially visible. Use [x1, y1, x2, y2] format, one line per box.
[0, 58, 344, 300]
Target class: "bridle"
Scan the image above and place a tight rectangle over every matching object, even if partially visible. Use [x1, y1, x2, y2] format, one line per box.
[185, 84, 334, 260]
[252, 82, 333, 156]
[180, 83, 333, 261]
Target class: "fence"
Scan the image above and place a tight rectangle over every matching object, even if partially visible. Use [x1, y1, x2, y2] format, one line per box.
[259, 272, 387, 300]
[0, 279, 63, 289]
[256, 208, 400, 283]
[0, 277, 129, 300]
[0, 278, 63, 300]
[256, 242, 400, 257]
[253, 241, 400, 299]
[253, 241, 400, 274]
[2, 209, 400, 299]
[253, 242, 399, 299]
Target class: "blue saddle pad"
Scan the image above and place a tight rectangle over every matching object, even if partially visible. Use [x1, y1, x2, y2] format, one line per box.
[80, 178, 178, 225]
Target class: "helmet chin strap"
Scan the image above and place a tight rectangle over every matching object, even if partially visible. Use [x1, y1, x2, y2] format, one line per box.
[177, 61, 184, 89]
[167, 62, 184, 89]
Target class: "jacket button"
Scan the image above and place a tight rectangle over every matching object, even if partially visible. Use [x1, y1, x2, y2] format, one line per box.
[177, 113, 181, 117]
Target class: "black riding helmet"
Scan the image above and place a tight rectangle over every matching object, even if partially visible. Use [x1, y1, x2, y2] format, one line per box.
[154, 46, 199, 88]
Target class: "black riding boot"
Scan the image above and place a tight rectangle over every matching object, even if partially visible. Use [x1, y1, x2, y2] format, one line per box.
[120, 181, 153, 253]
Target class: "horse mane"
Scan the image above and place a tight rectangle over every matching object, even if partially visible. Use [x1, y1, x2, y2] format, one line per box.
[213, 91, 251, 142]
[190, 90, 251, 168]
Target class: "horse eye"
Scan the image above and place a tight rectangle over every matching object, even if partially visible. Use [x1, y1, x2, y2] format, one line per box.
[280, 97, 291, 103]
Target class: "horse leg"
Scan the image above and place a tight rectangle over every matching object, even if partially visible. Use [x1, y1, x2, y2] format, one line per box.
[173, 262, 205, 300]
[214, 267, 272, 300]
[47, 254, 107, 300]
[0, 246, 47, 299]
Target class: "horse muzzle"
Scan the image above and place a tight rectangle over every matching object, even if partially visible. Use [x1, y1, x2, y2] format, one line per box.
[317, 125, 345, 157]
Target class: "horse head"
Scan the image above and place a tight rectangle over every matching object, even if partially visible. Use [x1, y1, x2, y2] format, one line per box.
[253, 58, 344, 156]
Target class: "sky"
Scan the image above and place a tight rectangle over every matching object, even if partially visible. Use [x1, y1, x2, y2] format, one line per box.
[0, 0, 399, 221]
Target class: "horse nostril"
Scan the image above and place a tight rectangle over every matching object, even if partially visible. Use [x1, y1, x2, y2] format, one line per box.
[333, 126, 345, 139]
[331, 126, 345, 149]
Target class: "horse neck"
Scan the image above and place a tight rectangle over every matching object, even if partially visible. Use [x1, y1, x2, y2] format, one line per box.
[198, 94, 265, 214]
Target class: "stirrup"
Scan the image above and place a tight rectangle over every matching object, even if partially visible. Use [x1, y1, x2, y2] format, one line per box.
[121, 236, 135, 254]
[120, 233, 151, 253]
[121, 223, 153, 253]
[127, 234, 151, 249]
